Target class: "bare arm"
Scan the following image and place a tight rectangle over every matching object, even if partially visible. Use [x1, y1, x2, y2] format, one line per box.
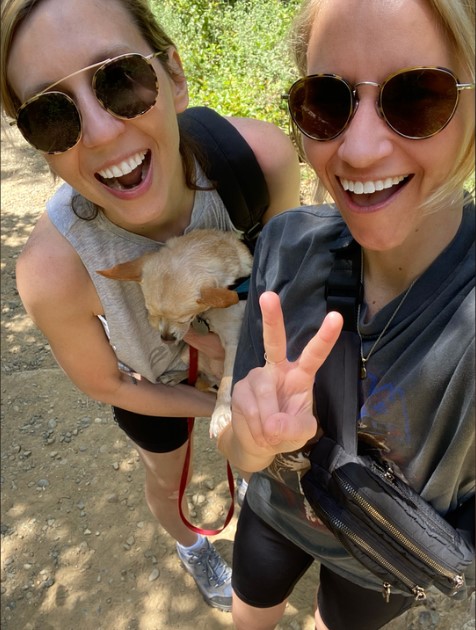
[16, 214, 216, 418]
[228, 117, 301, 221]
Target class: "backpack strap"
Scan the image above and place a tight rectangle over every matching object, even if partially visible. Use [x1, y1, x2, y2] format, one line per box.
[314, 330, 361, 453]
[325, 238, 363, 331]
[178, 106, 270, 251]
[314, 239, 363, 451]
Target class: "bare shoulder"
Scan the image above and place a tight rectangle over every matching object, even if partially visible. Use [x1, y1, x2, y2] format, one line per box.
[227, 117, 298, 179]
[227, 116, 301, 219]
[16, 213, 100, 322]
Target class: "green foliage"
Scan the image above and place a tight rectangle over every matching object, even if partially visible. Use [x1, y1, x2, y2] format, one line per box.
[151, 0, 301, 129]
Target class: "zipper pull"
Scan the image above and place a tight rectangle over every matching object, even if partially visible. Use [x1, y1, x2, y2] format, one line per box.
[382, 582, 391, 603]
[412, 586, 427, 601]
[383, 462, 395, 482]
[449, 574, 465, 594]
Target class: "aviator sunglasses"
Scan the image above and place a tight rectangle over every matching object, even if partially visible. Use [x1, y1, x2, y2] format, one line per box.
[12, 52, 166, 154]
[286, 66, 475, 141]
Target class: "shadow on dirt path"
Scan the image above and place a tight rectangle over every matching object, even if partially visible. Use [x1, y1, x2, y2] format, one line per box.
[1, 126, 474, 630]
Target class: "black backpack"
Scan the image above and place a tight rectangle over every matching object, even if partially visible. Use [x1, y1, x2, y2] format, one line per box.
[178, 106, 270, 252]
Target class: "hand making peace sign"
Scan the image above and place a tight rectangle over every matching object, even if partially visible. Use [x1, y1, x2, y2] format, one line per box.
[230, 291, 343, 469]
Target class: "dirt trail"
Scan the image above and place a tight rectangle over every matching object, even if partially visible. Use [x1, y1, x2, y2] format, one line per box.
[1, 126, 474, 629]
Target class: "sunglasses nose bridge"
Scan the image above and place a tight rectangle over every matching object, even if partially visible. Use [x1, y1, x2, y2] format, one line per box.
[353, 81, 381, 109]
[353, 80, 381, 91]
[351, 80, 388, 128]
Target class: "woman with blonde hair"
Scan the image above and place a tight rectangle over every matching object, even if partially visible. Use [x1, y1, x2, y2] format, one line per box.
[219, 0, 475, 627]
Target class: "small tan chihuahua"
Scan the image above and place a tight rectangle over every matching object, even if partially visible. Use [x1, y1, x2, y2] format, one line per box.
[98, 229, 253, 438]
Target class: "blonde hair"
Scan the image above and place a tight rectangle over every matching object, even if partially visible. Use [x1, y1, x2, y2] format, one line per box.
[289, 0, 475, 211]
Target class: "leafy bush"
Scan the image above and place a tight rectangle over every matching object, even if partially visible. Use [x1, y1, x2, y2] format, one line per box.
[151, 0, 301, 129]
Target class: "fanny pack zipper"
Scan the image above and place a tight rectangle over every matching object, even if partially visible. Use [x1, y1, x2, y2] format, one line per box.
[322, 506, 427, 602]
[336, 469, 465, 596]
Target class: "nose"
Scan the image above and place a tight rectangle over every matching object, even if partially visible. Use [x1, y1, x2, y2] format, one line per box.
[76, 88, 126, 149]
[337, 89, 393, 168]
[160, 333, 177, 343]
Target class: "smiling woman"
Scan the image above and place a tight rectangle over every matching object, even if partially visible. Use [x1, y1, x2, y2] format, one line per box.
[218, 1, 475, 629]
[0, 0, 301, 614]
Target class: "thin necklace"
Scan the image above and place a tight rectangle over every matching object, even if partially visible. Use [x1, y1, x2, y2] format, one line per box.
[357, 258, 416, 379]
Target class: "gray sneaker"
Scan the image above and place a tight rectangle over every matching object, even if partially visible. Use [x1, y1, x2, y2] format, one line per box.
[176, 538, 232, 612]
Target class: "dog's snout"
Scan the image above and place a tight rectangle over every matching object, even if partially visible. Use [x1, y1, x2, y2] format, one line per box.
[160, 333, 177, 343]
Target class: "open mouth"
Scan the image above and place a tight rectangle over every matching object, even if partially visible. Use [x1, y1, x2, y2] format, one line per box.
[95, 150, 151, 191]
[339, 175, 411, 206]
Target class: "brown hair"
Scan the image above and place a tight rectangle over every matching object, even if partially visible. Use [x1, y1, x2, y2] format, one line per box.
[1, 0, 208, 219]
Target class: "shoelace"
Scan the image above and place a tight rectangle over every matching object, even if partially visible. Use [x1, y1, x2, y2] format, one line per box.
[186, 545, 230, 585]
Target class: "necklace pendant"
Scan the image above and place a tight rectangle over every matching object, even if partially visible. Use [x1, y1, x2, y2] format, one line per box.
[360, 362, 367, 380]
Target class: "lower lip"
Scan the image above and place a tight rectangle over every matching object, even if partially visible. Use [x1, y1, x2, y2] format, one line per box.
[99, 152, 153, 201]
[341, 179, 410, 214]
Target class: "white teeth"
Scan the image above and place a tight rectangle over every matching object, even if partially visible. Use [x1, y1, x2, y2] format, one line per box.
[341, 175, 407, 194]
[98, 151, 147, 180]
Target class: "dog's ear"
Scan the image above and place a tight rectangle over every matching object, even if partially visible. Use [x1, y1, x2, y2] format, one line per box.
[97, 256, 146, 282]
[197, 287, 239, 309]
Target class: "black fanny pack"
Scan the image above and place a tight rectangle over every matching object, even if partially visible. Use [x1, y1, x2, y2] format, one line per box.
[301, 242, 474, 602]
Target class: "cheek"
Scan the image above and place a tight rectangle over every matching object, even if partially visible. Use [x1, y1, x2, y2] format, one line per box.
[45, 152, 80, 183]
[417, 122, 466, 187]
[302, 137, 336, 187]
[142, 101, 181, 156]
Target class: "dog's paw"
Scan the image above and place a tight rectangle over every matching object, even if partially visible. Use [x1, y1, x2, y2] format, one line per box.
[210, 405, 232, 439]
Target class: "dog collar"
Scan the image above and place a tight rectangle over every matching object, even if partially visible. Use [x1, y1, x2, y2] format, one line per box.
[228, 276, 250, 300]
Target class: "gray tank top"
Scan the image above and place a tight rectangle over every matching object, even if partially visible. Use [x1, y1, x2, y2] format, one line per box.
[47, 167, 238, 383]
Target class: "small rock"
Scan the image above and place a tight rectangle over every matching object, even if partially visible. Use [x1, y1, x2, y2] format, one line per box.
[192, 493, 206, 506]
[148, 568, 160, 582]
[42, 577, 55, 589]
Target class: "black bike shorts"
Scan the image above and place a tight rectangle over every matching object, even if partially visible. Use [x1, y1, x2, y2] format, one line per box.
[232, 498, 414, 630]
[113, 406, 189, 453]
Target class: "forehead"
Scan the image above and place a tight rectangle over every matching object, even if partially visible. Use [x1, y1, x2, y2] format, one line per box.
[307, 0, 452, 76]
[7, 0, 149, 102]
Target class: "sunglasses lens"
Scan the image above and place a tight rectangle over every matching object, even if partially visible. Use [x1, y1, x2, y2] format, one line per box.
[17, 92, 81, 153]
[382, 68, 458, 138]
[94, 55, 158, 118]
[289, 75, 353, 140]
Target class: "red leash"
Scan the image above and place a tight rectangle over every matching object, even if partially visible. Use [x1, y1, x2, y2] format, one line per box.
[178, 346, 235, 535]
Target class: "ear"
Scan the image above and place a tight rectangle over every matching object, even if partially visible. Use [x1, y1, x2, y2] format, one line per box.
[166, 47, 189, 113]
[96, 256, 146, 282]
[197, 287, 239, 309]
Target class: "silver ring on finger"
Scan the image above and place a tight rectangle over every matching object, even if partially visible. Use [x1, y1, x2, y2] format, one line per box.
[264, 352, 286, 366]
